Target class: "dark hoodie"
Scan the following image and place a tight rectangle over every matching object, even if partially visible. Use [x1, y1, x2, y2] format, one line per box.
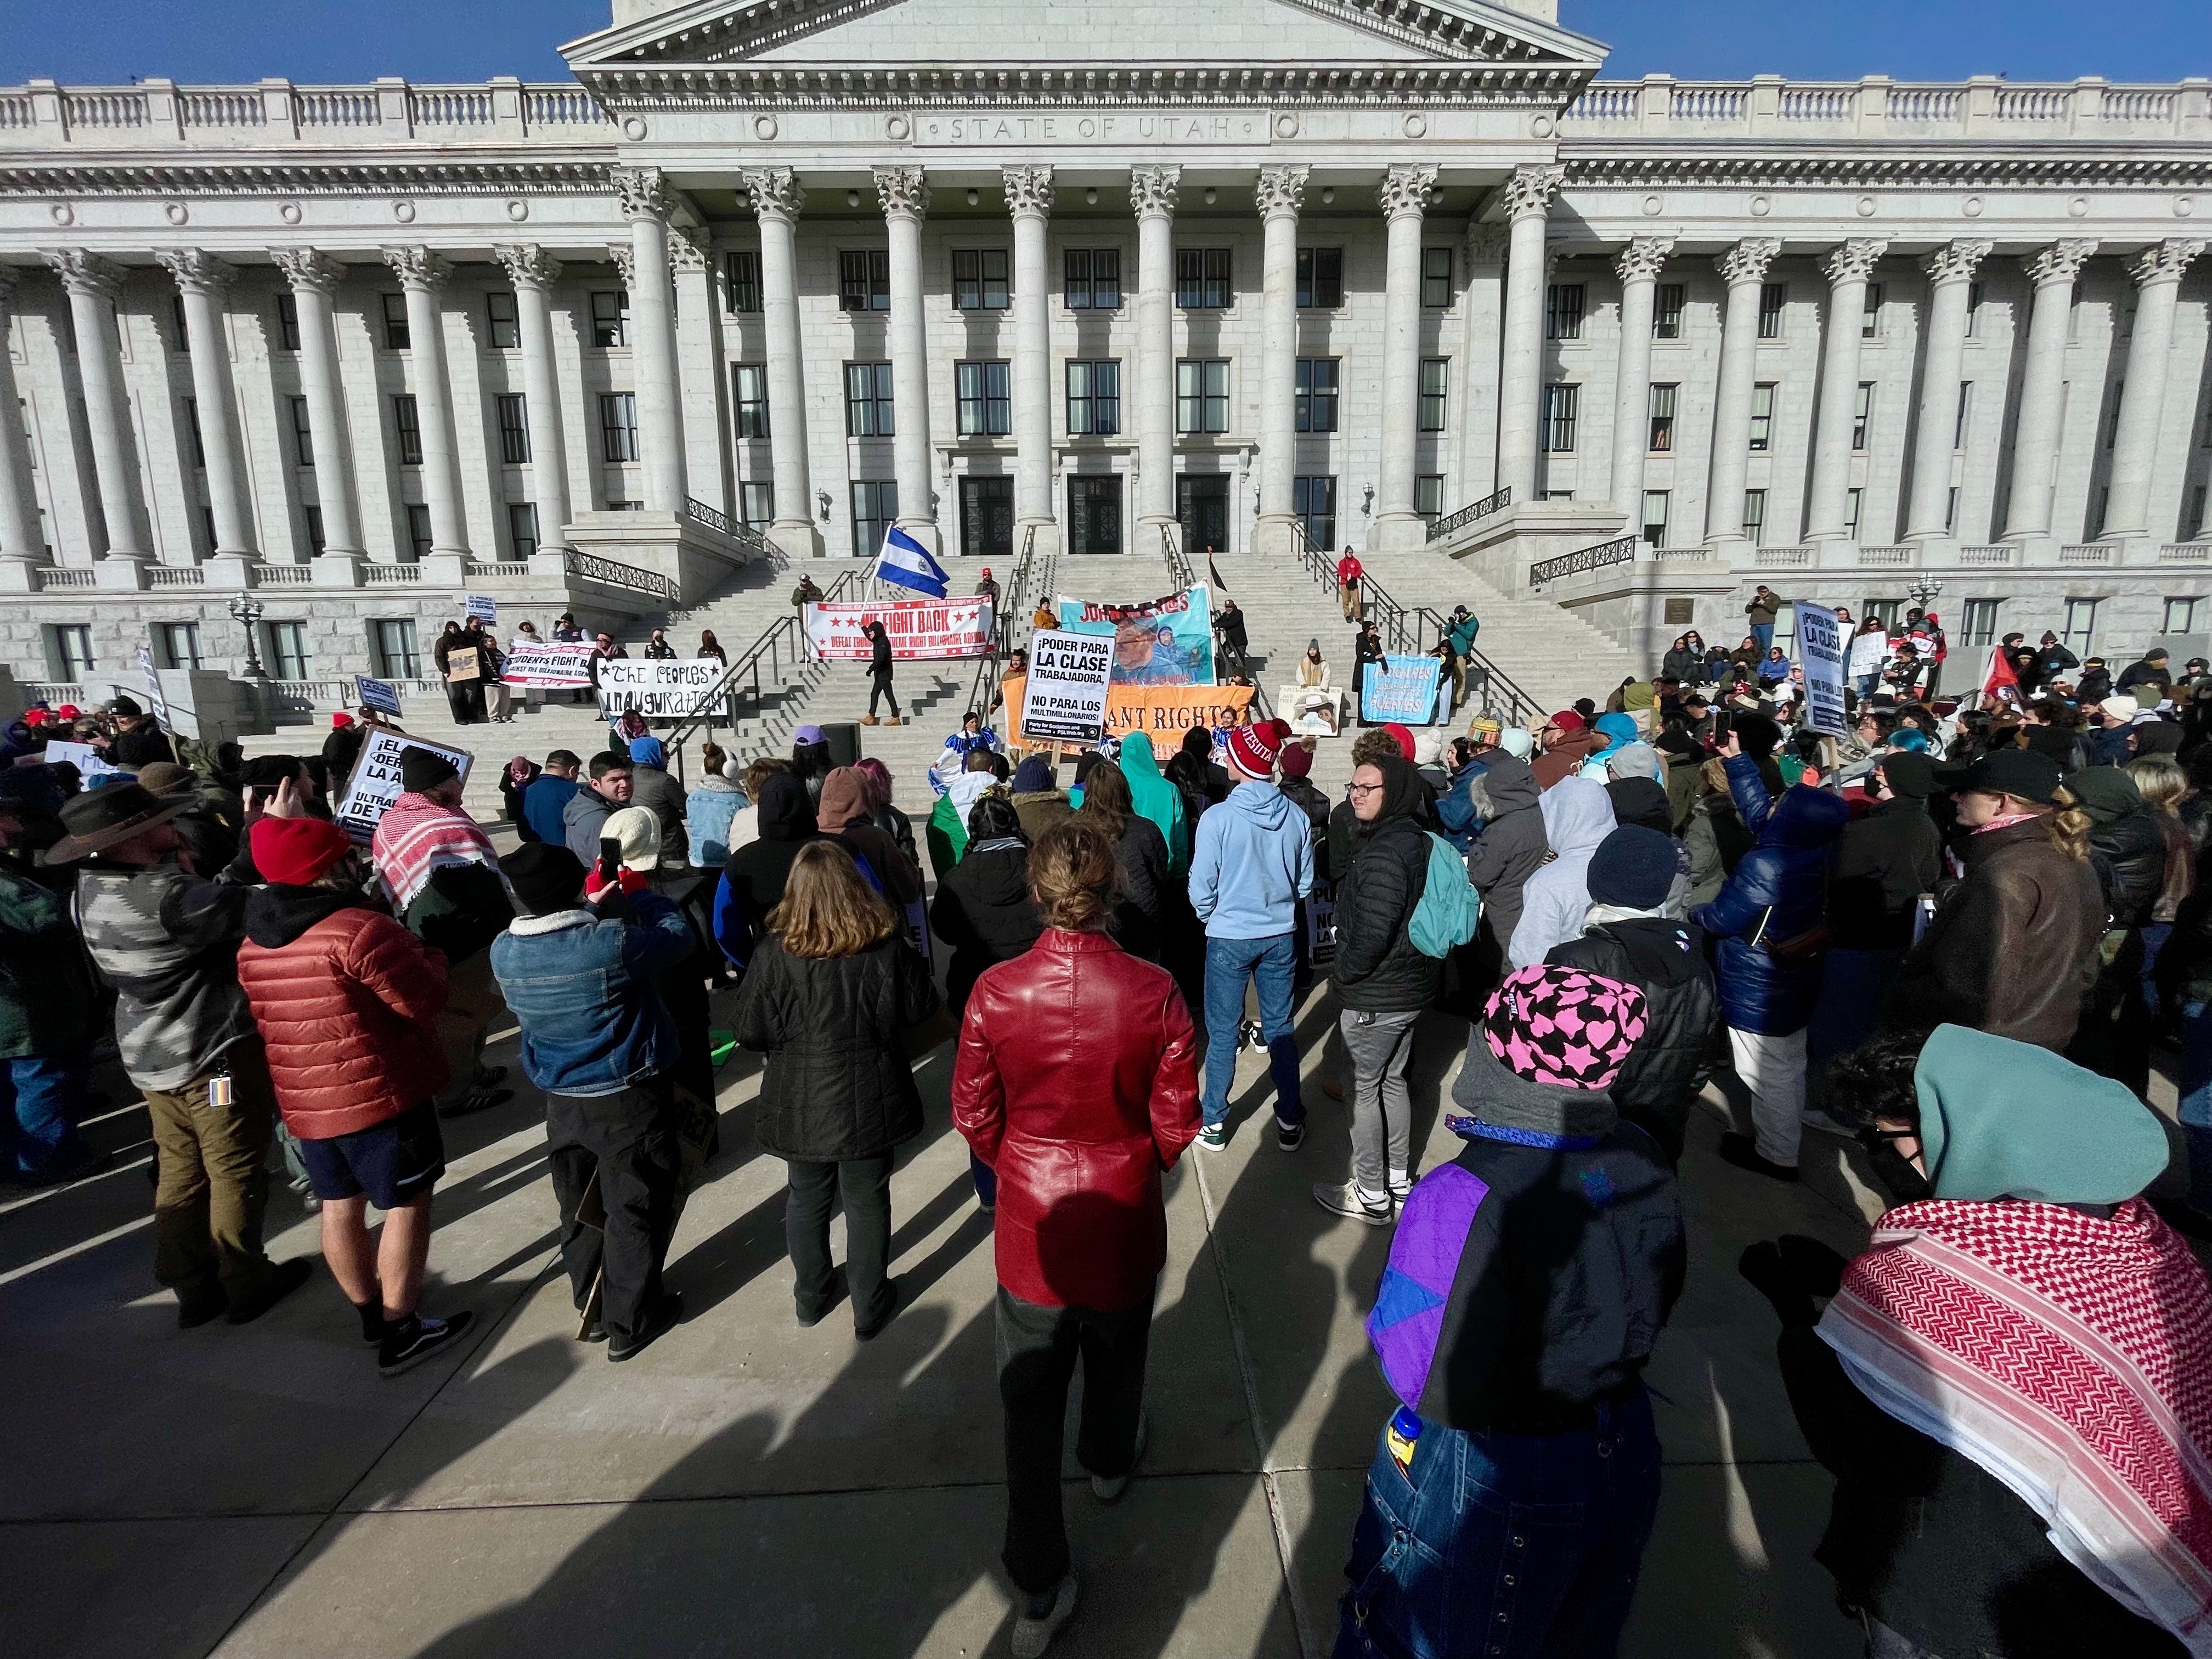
[1547, 918, 1718, 1163]
[1332, 755, 1441, 1014]
[721, 772, 821, 936]
[930, 833, 1043, 1011]
[1829, 755, 1944, 951]
[243, 883, 371, 951]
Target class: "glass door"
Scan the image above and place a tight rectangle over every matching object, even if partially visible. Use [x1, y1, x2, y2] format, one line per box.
[1068, 476, 1122, 556]
[959, 476, 1014, 560]
[1176, 474, 1229, 560]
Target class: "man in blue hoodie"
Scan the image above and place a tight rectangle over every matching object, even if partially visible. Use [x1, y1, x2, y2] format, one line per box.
[1188, 721, 1314, 1152]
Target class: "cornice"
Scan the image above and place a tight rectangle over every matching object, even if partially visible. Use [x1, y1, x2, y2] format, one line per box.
[1560, 151, 2212, 190]
[0, 160, 614, 198]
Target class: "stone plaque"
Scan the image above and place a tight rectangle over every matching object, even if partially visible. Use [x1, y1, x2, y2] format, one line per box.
[912, 110, 1272, 148]
[1664, 597, 1695, 625]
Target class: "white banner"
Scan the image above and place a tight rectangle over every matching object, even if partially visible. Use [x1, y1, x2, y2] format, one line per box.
[499, 642, 600, 689]
[1794, 601, 1849, 738]
[331, 731, 473, 842]
[596, 658, 725, 721]
[40, 739, 126, 782]
[1021, 629, 1116, 744]
[803, 596, 994, 661]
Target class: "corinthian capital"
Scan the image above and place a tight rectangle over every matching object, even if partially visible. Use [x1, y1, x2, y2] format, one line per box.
[1921, 238, 1993, 286]
[494, 245, 562, 291]
[381, 245, 452, 292]
[741, 167, 805, 223]
[668, 228, 710, 274]
[2026, 239, 2098, 286]
[40, 249, 124, 300]
[873, 165, 929, 220]
[1001, 165, 1055, 219]
[1255, 165, 1308, 221]
[2131, 238, 2208, 288]
[1377, 163, 1440, 222]
[1465, 222, 1510, 267]
[606, 242, 636, 290]
[1614, 236, 1674, 286]
[1128, 165, 1181, 219]
[155, 249, 234, 296]
[1716, 237, 1781, 288]
[1498, 165, 1564, 223]
[270, 247, 347, 295]
[1821, 238, 1889, 286]
[612, 166, 671, 224]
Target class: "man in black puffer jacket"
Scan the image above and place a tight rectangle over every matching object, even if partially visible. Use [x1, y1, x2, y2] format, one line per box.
[1547, 826, 1718, 1162]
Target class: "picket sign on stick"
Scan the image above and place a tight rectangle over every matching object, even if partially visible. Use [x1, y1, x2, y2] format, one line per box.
[331, 730, 473, 841]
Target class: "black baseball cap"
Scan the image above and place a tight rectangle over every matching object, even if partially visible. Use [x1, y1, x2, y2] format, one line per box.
[1957, 748, 2063, 805]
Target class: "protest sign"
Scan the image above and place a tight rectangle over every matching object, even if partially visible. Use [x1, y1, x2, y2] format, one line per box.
[464, 594, 497, 624]
[499, 641, 599, 689]
[1793, 601, 1848, 738]
[804, 596, 994, 661]
[41, 739, 125, 782]
[1001, 675, 1255, 747]
[1020, 630, 1116, 743]
[136, 648, 171, 730]
[1056, 584, 1216, 687]
[354, 675, 403, 717]
[331, 730, 472, 840]
[596, 658, 725, 721]
[1360, 654, 1446, 726]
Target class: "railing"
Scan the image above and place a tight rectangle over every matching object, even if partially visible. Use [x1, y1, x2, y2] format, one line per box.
[1528, 535, 1638, 591]
[1959, 544, 2016, 566]
[361, 563, 422, 585]
[1752, 545, 1815, 568]
[296, 87, 377, 127]
[2160, 543, 2212, 563]
[146, 565, 207, 588]
[35, 567, 97, 590]
[658, 565, 867, 763]
[1426, 486, 1512, 544]
[9, 78, 619, 148]
[1857, 545, 1916, 566]
[253, 563, 315, 586]
[525, 87, 610, 125]
[563, 549, 677, 601]
[2060, 544, 2116, 565]
[1556, 75, 2210, 140]
[724, 518, 777, 563]
[1160, 521, 1194, 590]
[61, 89, 146, 129]
[468, 560, 532, 579]
[180, 88, 264, 128]
[966, 524, 1043, 736]
[25, 683, 83, 706]
[409, 87, 493, 127]
[685, 496, 733, 538]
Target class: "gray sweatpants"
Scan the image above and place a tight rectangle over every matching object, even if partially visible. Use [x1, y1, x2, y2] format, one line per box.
[1340, 1008, 1420, 1196]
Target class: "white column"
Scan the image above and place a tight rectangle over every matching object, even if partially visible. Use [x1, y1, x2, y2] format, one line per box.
[381, 245, 469, 558]
[1455, 222, 1508, 509]
[670, 228, 733, 522]
[1253, 165, 1308, 557]
[2003, 239, 2098, 542]
[40, 250, 150, 560]
[1903, 239, 1993, 541]
[155, 250, 255, 558]
[1705, 238, 1781, 550]
[1371, 162, 1440, 553]
[0, 272, 46, 565]
[613, 167, 688, 516]
[875, 165, 939, 552]
[270, 248, 364, 558]
[1607, 236, 1674, 522]
[494, 244, 574, 555]
[1495, 166, 1562, 507]
[743, 166, 822, 559]
[1003, 164, 1058, 551]
[2104, 237, 2208, 541]
[1806, 238, 1889, 543]
[1131, 165, 1181, 539]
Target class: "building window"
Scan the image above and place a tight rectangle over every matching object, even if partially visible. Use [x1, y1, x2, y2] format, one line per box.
[2090, 487, 2110, 540]
[844, 362, 895, 438]
[956, 360, 1012, 437]
[1845, 487, 1864, 540]
[590, 291, 629, 348]
[1064, 249, 1121, 310]
[1862, 282, 1885, 338]
[374, 618, 421, 679]
[1297, 248, 1343, 309]
[732, 364, 770, 439]
[725, 250, 761, 314]
[1421, 247, 1454, 308]
[18, 399, 32, 471]
[2185, 485, 2209, 544]
[303, 504, 325, 554]
[156, 622, 203, 671]
[1758, 281, 1786, 340]
[1653, 283, 1685, 341]
[1960, 598, 2000, 647]
[2063, 597, 2098, 656]
[1742, 488, 1767, 546]
[2165, 596, 2200, 635]
[199, 507, 218, 555]
[50, 624, 94, 680]
[1294, 475, 1336, 548]
[381, 292, 410, 351]
[289, 396, 314, 467]
[392, 394, 422, 466]
[1417, 475, 1446, 526]
[486, 291, 520, 350]
[405, 504, 433, 560]
[266, 620, 313, 680]
[1176, 248, 1233, 310]
[599, 392, 639, 462]
[495, 502, 535, 561]
[1642, 489, 1670, 548]
[2104, 382, 2125, 449]
[1545, 283, 1585, 341]
[1954, 383, 1973, 451]
[493, 393, 529, 465]
[1295, 358, 1339, 433]
[1749, 382, 1776, 452]
[274, 292, 300, 353]
[1065, 360, 1120, 436]
[180, 397, 205, 469]
[1418, 359, 1449, 433]
[1647, 382, 1677, 453]
[1177, 359, 1230, 435]
[1863, 597, 1901, 630]
[851, 481, 898, 555]
[1853, 382, 1874, 453]
[951, 249, 1009, 311]
[1965, 281, 1985, 338]
[1541, 383, 1579, 452]
[740, 481, 774, 529]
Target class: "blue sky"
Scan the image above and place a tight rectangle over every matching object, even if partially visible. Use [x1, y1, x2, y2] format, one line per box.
[1, 1, 2206, 86]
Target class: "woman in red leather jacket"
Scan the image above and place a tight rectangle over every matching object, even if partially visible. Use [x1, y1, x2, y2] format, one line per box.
[951, 817, 1200, 1658]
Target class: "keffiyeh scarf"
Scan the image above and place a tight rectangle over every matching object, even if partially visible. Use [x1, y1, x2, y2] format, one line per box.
[370, 791, 503, 911]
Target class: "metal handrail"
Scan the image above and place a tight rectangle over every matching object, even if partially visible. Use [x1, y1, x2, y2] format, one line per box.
[1427, 486, 1512, 544]
[1160, 521, 1194, 590]
[658, 564, 865, 761]
[685, 496, 732, 537]
[967, 523, 1041, 732]
[564, 548, 677, 601]
[1529, 534, 1639, 591]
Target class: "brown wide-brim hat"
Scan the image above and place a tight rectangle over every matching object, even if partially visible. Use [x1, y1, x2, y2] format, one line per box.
[40, 782, 195, 865]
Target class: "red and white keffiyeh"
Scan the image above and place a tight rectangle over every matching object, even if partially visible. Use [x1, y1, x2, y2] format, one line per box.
[370, 791, 501, 911]
[1822, 1197, 2212, 1654]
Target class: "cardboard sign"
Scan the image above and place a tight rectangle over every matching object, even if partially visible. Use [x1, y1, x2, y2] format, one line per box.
[444, 646, 485, 684]
[332, 730, 473, 842]
[499, 642, 599, 689]
[1056, 584, 1216, 687]
[1360, 654, 1446, 726]
[596, 659, 725, 722]
[803, 596, 994, 661]
[354, 675, 403, 717]
[1794, 601, 1849, 738]
[40, 739, 125, 782]
[1021, 629, 1117, 743]
[464, 594, 498, 623]
[1001, 674, 1255, 746]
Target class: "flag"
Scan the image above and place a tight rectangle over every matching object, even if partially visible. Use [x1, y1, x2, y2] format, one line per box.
[1980, 641, 2021, 709]
[873, 525, 950, 599]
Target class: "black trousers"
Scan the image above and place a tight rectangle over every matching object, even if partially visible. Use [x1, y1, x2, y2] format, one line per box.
[785, 1153, 894, 1329]
[545, 1079, 682, 1345]
[996, 1283, 1156, 1594]
[868, 670, 901, 717]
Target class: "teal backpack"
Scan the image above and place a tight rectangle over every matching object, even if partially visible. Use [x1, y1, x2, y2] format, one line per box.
[1408, 833, 1481, 959]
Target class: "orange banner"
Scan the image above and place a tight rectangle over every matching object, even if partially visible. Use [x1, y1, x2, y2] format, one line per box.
[1001, 674, 1255, 747]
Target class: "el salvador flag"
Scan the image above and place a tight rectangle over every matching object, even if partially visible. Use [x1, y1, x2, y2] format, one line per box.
[873, 525, 950, 599]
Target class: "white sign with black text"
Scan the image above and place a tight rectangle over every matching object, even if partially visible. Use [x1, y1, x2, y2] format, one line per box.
[1794, 601, 1849, 739]
[1021, 629, 1116, 744]
[595, 659, 725, 723]
[331, 731, 473, 841]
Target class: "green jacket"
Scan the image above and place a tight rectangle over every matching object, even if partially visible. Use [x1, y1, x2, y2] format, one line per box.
[0, 865, 100, 1059]
[1448, 615, 1481, 658]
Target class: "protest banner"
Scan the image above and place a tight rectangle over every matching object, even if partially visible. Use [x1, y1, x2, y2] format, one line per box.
[40, 739, 126, 783]
[1019, 629, 1116, 743]
[1359, 654, 1446, 726]
[353, 675, 403, 717]
[803, 596, 994, 661]
[1001, 675, 1255, 747]
[464, 594, 497, 624]
[596, 658, 725, 721]
[499, 641, 599, 689]
[1793, 601, 1848, 738]
[136, 648, 171, 730]
[331, 730, 472, 840]
[1056, 584, 1216, 687]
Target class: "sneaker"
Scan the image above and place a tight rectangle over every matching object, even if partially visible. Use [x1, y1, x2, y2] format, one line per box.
[1717, 1132, 1801, 1183]
[1387, 1173, 1414, 1205]
[1011, 1576, 1077, 1659]
[379, 1309, 476, 1376]
[1240, 1019, 1265, 1053]
[608, 1291, 685, 1362]
[1276, 1118, 1306, 1152]
[225, 1257, 314, 1325]
[1799, 1108, 1855, 1138]
[1321, 1077, 1345, 1102]
[473, 1065, 509, 1089]
[1091, 1410, 1148, 1503]
[1195, 1122, 1228, 1152]
[1312, 1180, 1394, 1226]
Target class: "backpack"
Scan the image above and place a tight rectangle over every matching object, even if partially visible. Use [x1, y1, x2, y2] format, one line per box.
[1408, 833, 1481, 959]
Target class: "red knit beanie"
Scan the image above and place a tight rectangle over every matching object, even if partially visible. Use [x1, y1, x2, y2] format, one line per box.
[1226, 721, 1283, 777]
[1381, 723, 1416, 762]
[250, 816, 354, 887]
[1550, 709, 1587, 733]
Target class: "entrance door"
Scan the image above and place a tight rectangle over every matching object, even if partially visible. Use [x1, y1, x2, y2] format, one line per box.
[1068, 475, 1122, 556]
[960, 476, 1014, 560]
[1176, 474, 1229, 560]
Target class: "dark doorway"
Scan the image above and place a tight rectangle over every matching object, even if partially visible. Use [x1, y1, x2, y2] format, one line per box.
[1068, 475, 1122, 556]
[1176, 474, 1229, 562]
[959, 476, 1014, 560]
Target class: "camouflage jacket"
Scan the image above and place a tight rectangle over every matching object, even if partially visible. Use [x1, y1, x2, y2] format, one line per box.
[75, 860, 255, 1092]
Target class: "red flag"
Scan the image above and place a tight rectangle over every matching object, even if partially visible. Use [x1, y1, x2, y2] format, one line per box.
[1982, 642, 2021, 708]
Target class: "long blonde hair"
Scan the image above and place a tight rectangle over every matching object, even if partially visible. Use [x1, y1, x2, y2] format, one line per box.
[2128, 753, 2189, 817]
[2045, 786, 2093, 863]
[769, 841, 897, 958]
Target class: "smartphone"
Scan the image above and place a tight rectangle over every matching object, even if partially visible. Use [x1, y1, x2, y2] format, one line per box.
[1709, 709, 1732, 739]
[597, 836, 623, 890]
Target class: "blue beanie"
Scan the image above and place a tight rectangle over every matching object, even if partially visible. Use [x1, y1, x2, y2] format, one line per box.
[628, 735, 666, 769]
[1585, 825, 1679, 911]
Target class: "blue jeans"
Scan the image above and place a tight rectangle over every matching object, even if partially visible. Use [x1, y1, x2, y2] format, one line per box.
[2142, 922, 2174, 1018]
[1201, 931, 1302, 1130]
[0, 1053, 91, 1180]
[1334, 1389, 1661, 1659]
[1751, 622, 1774, 656]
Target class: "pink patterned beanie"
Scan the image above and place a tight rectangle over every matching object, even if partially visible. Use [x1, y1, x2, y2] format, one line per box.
[1482, 964, 1648, 1092]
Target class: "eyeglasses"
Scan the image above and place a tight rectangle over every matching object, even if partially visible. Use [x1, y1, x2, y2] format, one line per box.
[1346, 782, 1385, 797]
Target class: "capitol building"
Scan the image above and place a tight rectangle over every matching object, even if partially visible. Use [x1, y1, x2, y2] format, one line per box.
[1, 0, 2209, 701]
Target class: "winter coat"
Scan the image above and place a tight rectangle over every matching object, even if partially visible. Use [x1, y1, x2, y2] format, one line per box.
[1118, 733, 1189, 877]
[0, 864, 100, 1060]
[1188, 781, 1314, 940]
[1434, 758, 1488, 854]
[490, 894, 691, 1097]
[562, 784, 617, 866]
[626, 764, 690, 865]
[1331, 809, 1440, 1015]
[1463, 754, 1549, 967]
[951, 929, 1199, 1312]
[1097, 811, 1170, 960]
[733, 934, 939, 1162]
[236, 889, 450, 1139]
[1009, 788, 1074, 844]
[1547, 917, 1718, 1161]
[1530, 726, 1604, 791]
[932, 842, 1045, 1011]
[1661, 644, 1703, 684]
[1829, 797, 1945, 952]
[1690, 757, 1850, 1036]
[1685, 790, 1751, 908]
[522, 775, 579, 849]
[717, 773, 823, 951]
[1507, 778, 1617, 969]
[685, 776, 744, 868]
[401, 861, 514, 968]
[2089, 811, 2168, 932]
[75, 861, 257, 1092]
[868, 628, 893, 675]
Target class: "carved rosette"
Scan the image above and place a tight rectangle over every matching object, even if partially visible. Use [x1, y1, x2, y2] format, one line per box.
[494, 245, 562, 291]
[1465, 222, 1510, 267]
[612, 166, 671, 224]
[1821, 238, 1889, 286]
[873, 165, 930, 221]
[270, 247, 346, 295]
[1377, 162, 1439, 222]
[1716, 237, 1781, 288]
[741, 167, 806, 224]
[381, 245, 451, 293]
[1921, 238, 1993, 287]
[606, 242, 637, 289]
[155, 248, 234, 296]
[1614, 235, 1674, 286]
[40, 249, 124, 301]
[2026, 239, 2099, 287]
[1499, 165, 1564, 223]
[1000, 165, 1055, 219]
[668, 228, 710, 274]
[1255, 165, 1308, 221]
[1128, 165, 1181, 220]
[2131, 237, 2208, 288]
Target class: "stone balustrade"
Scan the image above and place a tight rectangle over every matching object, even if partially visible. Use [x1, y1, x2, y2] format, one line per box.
[1562, 75, 2212, 141]
[0, 78, 610, 151]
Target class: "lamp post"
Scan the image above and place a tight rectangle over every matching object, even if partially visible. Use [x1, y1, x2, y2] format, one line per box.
[227, 594, 268, 679]
[1906, 575, 1944, 614]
